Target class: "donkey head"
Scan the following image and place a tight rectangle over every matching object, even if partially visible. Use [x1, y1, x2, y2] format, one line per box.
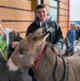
[7, 32, 49, 71]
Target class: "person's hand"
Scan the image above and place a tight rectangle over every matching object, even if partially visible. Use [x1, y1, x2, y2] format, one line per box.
[12, 41, 19, 48]
[53, 47, 59, 54]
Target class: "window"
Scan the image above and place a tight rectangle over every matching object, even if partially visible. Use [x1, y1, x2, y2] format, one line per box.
[50, 0, 57, 7]
[50, 8, 57, 21]
[50, 0, 58, 21]
[38, 0, 41, 4]
[38, 0, 44, 4]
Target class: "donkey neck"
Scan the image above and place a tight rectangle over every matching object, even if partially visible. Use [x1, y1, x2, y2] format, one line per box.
[34, 44, 47, 69]
[32, 43, 67, 81]
[32, 43, 56, 80]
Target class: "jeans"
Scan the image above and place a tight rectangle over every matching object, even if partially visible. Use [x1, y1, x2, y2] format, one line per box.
[64, 47, 74, 56]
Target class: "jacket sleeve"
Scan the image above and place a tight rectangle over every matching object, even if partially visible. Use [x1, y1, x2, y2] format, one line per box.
[26, 22, 36, 36]
[53, 22, 64, 52]
[8, 31, 22, 58]
[10, 31, 22, 41]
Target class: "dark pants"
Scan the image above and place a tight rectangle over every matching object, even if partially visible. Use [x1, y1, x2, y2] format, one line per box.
[32, 77, 37, 81]
[28, 68, 37, 81]
[64, 47, 74, 56]
[64, 39, 74, 56]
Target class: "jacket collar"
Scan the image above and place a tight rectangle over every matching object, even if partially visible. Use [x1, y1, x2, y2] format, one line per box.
[35, 14, 52, 27]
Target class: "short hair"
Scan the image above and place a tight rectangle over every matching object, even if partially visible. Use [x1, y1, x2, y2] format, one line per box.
[36, 4, 46, 10]
[70, 22, 77, 29]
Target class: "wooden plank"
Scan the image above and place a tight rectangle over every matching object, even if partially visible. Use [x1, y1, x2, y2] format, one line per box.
[61, 27, 67, 38]
[59, 16, 68, 21]
[0, 8, 34, 20]
[59, 21, 68, 27]
[2, 22, 32, 32]
[59, 9, 68, 15]
[59, 3, 68, 10]
[0, 0, 31, 10]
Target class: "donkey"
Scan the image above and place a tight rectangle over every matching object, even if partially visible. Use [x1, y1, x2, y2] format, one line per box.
[7, 32, 80, 81]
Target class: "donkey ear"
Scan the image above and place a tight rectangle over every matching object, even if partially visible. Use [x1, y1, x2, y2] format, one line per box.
[33, 31, 49, 42]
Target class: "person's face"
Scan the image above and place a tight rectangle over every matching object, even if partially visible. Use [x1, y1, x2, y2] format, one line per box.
[36, 7, 48, 23]
[0, 24, 4, 36]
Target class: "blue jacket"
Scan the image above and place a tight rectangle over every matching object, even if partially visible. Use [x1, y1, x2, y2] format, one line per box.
[66, 29, 76, 47]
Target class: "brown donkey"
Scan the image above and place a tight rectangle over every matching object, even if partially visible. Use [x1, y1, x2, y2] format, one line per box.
[7, 32, 80, 81]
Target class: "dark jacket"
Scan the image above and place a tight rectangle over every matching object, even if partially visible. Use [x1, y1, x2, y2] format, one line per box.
[0, 28, 28, 81]
[26, 20, 64, 52]
[76, 26, 80, 40]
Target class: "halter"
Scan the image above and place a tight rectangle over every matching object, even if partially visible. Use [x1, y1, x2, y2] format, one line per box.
[11, 57, 23, 68]
[11, 56, 32, 68]
[34, 45, 46, 69]
[11, 44, 47, 69]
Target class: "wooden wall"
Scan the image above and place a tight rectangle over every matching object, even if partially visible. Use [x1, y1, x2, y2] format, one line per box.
[0, 0, 69, 38]
[58, 0, 69, 37]
[0, 0, 34, 38]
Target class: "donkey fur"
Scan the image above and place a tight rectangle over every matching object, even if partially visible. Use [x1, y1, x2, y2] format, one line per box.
[7, 32, 80, 81]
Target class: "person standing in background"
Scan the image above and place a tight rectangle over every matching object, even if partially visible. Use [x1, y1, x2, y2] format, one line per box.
[64, 22, 78, 56]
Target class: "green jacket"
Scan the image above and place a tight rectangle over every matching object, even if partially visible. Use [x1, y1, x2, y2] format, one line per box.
[5, 28, 22, 58]
[26, 21, 64, 52]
